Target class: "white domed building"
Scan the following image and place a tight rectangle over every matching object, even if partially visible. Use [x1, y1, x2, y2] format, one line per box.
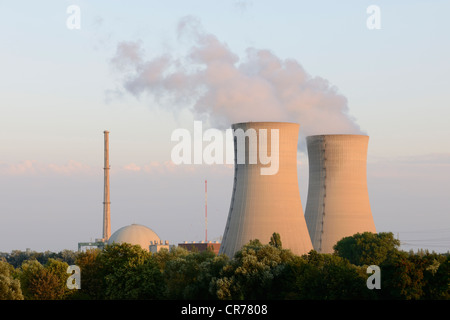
[107, 224, 161, 251]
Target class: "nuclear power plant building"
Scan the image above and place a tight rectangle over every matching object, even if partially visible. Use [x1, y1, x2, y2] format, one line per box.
[219, 122, 313, 258]
[304, 134, 376, 253]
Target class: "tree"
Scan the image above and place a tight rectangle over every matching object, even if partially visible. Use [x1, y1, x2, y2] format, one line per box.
[210, 239, 296, 299]
[0, 261, 23, 300]
[288, 250, 373, 300]
[420, 253, 449, 299]
[74, 248, 103, 299]
[105, 257, 164, 300]
[152, 246, 190, 272]
[97, 243, 164, 300]
[75, 244, 168, 300]
[58, 249, 78, 266]
[333, 232, 401, 266]
[45, 258, 75, 299]
[269, 232, 282, 249]
[163, 249, 218, 299]
[378, 252, 426, 299]
[17, 258, 73, 300]
[429, 255, 450, 299]
[17, 259, 44, 300]
[194, 254, 229, 299]
[28, 268, 66, 300]
[379, 252, 450, 300]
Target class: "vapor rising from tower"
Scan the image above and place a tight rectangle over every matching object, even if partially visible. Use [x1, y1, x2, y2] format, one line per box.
[219, 122, 313, 258]
[103, 130, 111, 241]
[304, 134, 376, 253]
[110, 16, 364, 145]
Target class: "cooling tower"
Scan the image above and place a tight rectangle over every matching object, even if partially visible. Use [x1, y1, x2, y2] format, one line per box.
[304, 134, 376, 253]
[219, 122, 313, 258]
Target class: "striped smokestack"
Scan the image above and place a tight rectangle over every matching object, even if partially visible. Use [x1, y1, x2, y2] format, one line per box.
[103, 130, 111, 241]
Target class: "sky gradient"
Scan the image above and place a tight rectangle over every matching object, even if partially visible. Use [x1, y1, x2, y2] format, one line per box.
[0, 1, 449, 253]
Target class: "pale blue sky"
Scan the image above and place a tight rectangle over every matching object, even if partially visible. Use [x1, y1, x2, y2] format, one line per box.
[0, 1, 449, 253]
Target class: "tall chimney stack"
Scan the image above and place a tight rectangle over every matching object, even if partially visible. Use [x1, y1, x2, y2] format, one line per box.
[103, 130, 111, 241]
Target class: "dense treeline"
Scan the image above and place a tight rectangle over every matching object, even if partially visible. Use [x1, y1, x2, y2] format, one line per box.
[0, 232, 448, 300]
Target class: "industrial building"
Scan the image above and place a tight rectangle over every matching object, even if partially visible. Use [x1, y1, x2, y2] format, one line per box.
[178, 241, 221, 255]
[78, 131, 169, 253]
[107, 224, 161, 252]
[79, 128, 378, 258]
[219, 122, 313, 258]
[304, 134, 376, 253]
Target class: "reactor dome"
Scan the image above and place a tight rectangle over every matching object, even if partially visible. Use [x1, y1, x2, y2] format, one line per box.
[107, 224, 161, 251]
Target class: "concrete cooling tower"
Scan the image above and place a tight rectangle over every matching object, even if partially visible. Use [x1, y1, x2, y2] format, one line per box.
[219, 122, 313, 258]
[304, 134, 376, 253]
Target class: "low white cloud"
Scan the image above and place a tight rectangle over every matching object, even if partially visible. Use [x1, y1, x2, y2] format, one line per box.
[120, 160, 232, 176]
[368, 153, 450, 179]
[0, 160, 94, 176]
[122, 163, 142, 172]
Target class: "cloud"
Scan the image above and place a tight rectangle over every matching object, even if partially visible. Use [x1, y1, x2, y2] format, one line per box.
[47, 160, 93, 176]
[396, 153, 450, 165]
[122, 163, 142, 172]
[0, 160, 38, 175]
[0, 160, 94, 176]
[232, 0, 253, 13]
[120, 160, 232, 176]
[0, 159, 233, 177]
[368, 153, 450, 180]
[110, 40, 145, 72]
[110, 16, 364, 147]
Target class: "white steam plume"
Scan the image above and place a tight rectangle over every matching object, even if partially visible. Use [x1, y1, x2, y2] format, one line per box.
[110, 16, 364, 144]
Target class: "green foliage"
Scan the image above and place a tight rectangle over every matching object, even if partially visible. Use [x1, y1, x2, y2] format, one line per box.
[287, 251, 374, 300]
[16, 258, 72, 300]
[17, 259, 44, 299]
[45, 258, 76, 299]
[377, 251, 449, 300]
[73, 248, 103, 299]
[269, 232, 282, 249]
[162, 249, 219, 299]
[28, 268, 65, 300]
[105, 258, 164, 299]
[152, 246, 190, 272]
[333, 232, 401, 266]
[1, 249, 78, 269]
[0, 261, 23, 300]
[1, 232, 447, 300]
[429, 255, 450, 300]
[99, 242, 152, 272]
[210, 239, 296, 299]
[96, 243, 163, 300]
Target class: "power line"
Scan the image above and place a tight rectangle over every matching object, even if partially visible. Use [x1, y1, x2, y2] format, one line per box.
[393, 227, 450, 234]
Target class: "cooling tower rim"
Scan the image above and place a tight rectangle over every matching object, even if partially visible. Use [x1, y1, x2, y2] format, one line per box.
[231, 121, 299, 127]
[306, 133, 369, 139]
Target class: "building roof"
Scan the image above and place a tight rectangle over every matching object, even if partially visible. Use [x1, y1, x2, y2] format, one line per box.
[107, 224, 160, 251]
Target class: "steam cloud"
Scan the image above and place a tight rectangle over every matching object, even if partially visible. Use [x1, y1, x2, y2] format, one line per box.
[110, 16, 364, 145]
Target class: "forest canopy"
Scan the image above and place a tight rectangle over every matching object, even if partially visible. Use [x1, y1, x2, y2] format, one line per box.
[1, 232, 448, 300]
